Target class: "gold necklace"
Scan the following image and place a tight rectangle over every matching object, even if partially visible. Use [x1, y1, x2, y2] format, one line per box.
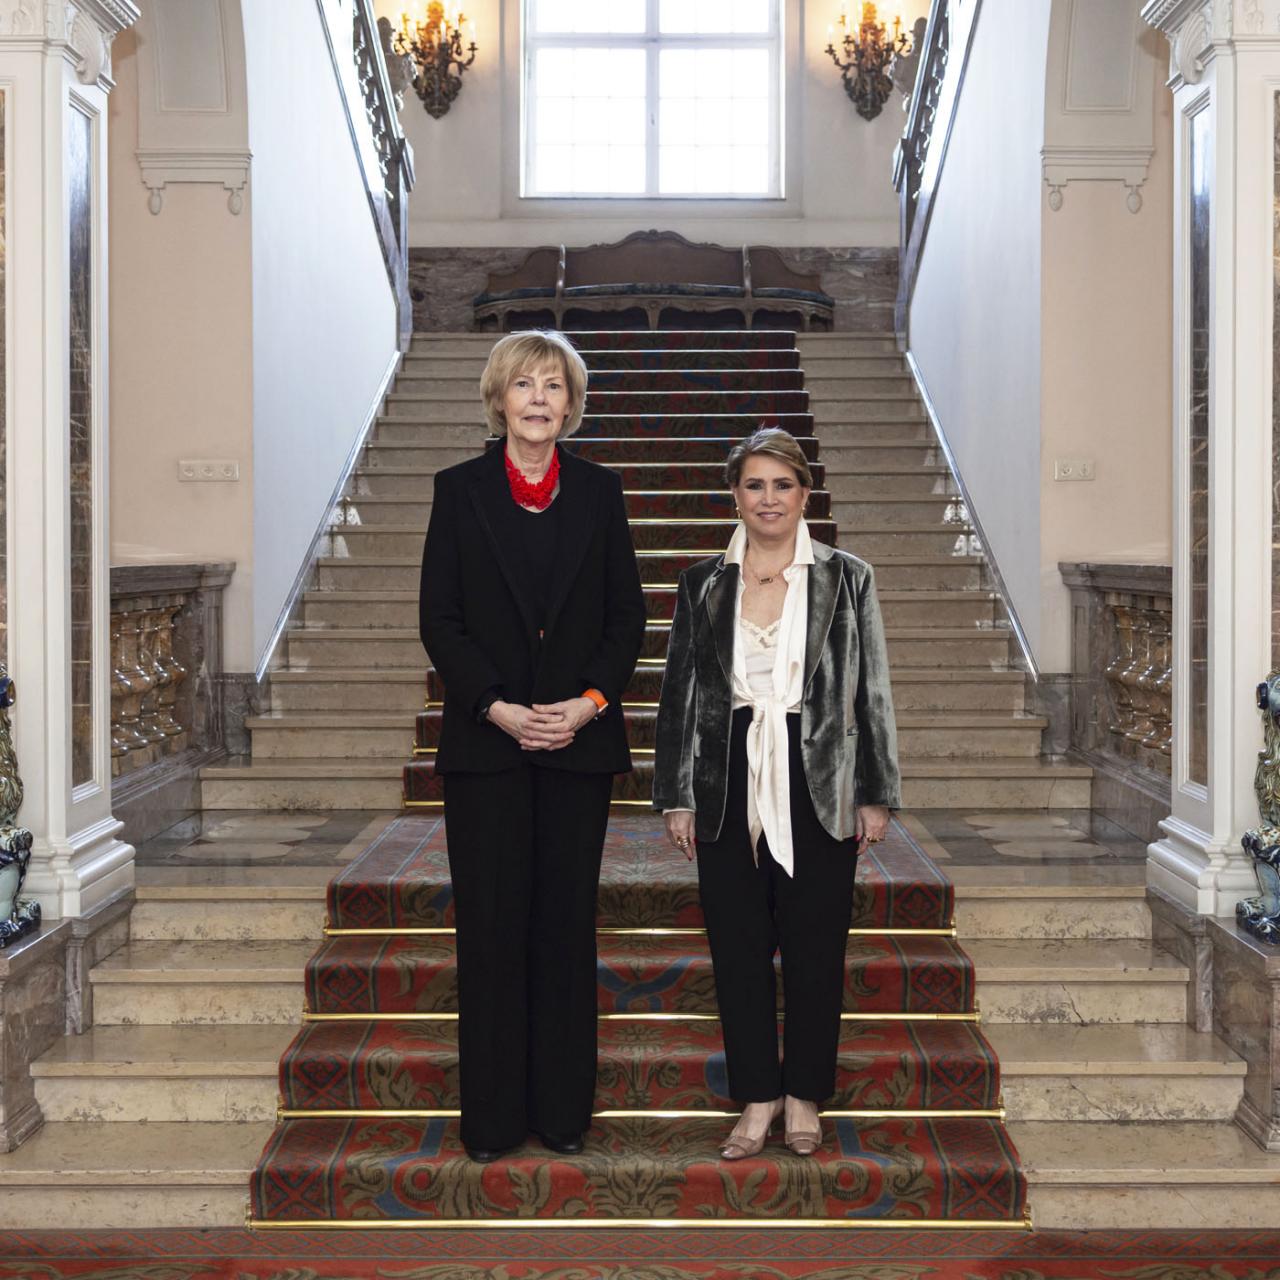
[746, 554, 792, 586]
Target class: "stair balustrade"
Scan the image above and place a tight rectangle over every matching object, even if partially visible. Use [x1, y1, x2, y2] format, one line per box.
[892, 0, 982, 335]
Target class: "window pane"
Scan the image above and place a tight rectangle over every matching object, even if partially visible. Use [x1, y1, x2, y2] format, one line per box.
[538, 96, 574, 144]
[536, 144, 574, 192]
[660, 48, 696, 98]
[695, 98, 733, 146]
[730, 146, 768, 193]
[659, 144, 697, 192]
[535, 0, 645, 33]
[734, 47, 770, 95]
[661, 0, 770, 33]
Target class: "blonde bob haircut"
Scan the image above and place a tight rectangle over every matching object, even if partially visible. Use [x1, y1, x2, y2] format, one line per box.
[725, 426, 814, 489]
[480, 330, 589, 439]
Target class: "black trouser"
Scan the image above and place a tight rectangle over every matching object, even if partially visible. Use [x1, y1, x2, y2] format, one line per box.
[443, 762, 613, 1150]
[696, 706, 859, 1105]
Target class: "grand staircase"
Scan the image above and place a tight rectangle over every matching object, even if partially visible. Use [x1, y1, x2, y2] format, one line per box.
[10, 329, 1277, 1230]
[201, 329, 1091, 810]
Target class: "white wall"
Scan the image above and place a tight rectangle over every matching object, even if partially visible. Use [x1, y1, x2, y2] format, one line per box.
[1038, 48, 1173, 671]
[108, 25, 259, 670]
[909, 0, 1051, 656]
[242, 0, 399, 666]
[377, 0, 929, 248]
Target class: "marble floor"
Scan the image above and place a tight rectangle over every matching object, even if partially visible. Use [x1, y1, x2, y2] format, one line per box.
[135, 808, 1145, 883]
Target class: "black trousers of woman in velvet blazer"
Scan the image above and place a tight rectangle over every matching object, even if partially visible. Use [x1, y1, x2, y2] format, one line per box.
[419, 443, 646, 1150]
[652, 541, 902, 1103]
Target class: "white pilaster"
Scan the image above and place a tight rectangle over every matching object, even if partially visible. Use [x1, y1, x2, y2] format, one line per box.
[2, 0, 139, 919]
[1143, 0, 1279, 915]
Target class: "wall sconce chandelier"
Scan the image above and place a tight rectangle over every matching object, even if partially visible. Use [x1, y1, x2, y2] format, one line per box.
[826, 3, 914, 122]
[394, 2, 477, 119]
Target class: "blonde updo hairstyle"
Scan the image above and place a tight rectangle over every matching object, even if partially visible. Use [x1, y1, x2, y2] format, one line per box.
[480, 330, 589, 439]
[725, 426, 814, 489]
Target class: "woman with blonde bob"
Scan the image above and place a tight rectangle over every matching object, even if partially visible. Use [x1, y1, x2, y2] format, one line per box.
[419, 329, 645, 1164]
[654, 426, 900, 1161]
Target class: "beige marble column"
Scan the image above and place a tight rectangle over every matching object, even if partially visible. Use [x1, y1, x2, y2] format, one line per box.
[1, 1, 140, 919]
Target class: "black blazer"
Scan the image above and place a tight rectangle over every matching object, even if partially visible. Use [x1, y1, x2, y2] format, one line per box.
[419, 443, 646, 776]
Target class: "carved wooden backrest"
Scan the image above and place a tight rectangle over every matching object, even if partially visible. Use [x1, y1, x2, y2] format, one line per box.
[482, 246, 564, 293]
[746, 246, 824, 293]
[564, 229, 742, 287]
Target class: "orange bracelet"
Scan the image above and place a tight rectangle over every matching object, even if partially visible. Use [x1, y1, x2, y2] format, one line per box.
[582, 688, 608, 717]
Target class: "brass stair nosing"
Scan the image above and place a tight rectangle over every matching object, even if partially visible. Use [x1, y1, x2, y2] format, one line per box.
[403, 799, 656, 808]
[246, 1214, 1032, 1232]
[320, 925, 959, 939]
[274, 1107, 1006, 1122]
[301, 1010, 981, 1023]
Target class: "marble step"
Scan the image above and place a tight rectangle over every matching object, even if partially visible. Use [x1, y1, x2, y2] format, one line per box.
[404, 710, 1046, 760]
[279, 624, 1013, 671]
[30, 1022, 1244, 1127]
[321, 523, 965, 559]
[312, 552, 991, 593]
[953, 880, 1152, 940]
[401, 351, 865, 378]
[812, 402, 925, 424]
[31, 1025, 296, 1121]
[6, 1117, 1278, 1229]
[0, 1120, 271, 1227]
[131, 878, 328, 942]
[821, 441, 944, 469]
[1011, 1120, 1280, 1228]
[202, 756, 1090, 811]
[816, 420, 933, 443]
[803, 375, 916, 397]
[297, 588, 1002, 632]
[833, 495, 967, 527]
[201, 758, 406, 809]
[822, 466, 955, 496]
[263, 665, 1026, 716]
[800, 355, 908, 377]
[269, 669, 426, 712]
[86, 934, 1162, 1030]
[795, 334, 902, 355]
[89, 940, 313, 1026]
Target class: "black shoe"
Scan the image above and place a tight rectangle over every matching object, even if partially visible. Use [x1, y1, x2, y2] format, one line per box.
[535, 1130, 585, 1155]
[464, 1143, 515, 1164]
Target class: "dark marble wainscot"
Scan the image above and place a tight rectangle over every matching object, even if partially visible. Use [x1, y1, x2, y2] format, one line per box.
[1059, 562, 1172, 841]
[111, 562, 234, 846]
[1209, 918, 1280, 1151]
[0, 921, 70, 1151]
[408, 246, 898, 334]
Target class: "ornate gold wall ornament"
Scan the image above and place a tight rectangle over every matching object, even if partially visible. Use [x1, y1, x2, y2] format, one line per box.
[825, 2, 914, 123]
[392, 1, 477, 120]
[0, 666, 41, 948]
[1238, 670, 1280, 944]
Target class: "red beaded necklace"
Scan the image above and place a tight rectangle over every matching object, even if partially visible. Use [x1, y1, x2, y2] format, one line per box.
[505, 446, 560, 511]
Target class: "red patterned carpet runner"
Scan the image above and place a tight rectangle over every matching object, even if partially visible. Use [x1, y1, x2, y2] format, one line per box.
[250, 330, 1026, 1226]
[249, 814, 1026, 1224]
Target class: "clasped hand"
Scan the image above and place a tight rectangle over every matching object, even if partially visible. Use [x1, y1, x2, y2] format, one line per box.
[489, 697, 598, 751]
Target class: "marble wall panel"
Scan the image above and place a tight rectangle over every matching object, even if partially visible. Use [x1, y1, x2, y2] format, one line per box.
[67, 105, 94, 788]
[0, 92, 7, 669]
[0, 922, 72, 1152]
[408, 246, 898, 333]
[1273, 93, 1280, 669]
[1209, 919, 1280, 1151]
[1188, 105, 1211, 785]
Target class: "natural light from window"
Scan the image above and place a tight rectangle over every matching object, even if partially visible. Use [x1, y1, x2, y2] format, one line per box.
[523, 0, 782, 199]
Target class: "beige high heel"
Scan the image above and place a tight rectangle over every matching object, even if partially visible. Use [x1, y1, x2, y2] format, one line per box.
[720, 1097, 784, 1161]
[784, 1098, 823, 1157]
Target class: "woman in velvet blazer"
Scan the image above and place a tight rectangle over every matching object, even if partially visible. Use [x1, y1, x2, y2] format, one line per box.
[653, 427, 900, 1162]
[419, 330, 645, 1165]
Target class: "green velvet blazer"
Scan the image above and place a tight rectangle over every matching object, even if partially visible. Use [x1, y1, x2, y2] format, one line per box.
[652, 539, 902, 844]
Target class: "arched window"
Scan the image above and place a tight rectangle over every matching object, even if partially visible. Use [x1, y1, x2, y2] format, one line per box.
[522, 0, 783, 198]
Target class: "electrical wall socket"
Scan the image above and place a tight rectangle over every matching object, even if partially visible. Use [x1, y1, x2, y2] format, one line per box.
[178, 460, 240, 482]
[1054, 458, 1095, 481]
